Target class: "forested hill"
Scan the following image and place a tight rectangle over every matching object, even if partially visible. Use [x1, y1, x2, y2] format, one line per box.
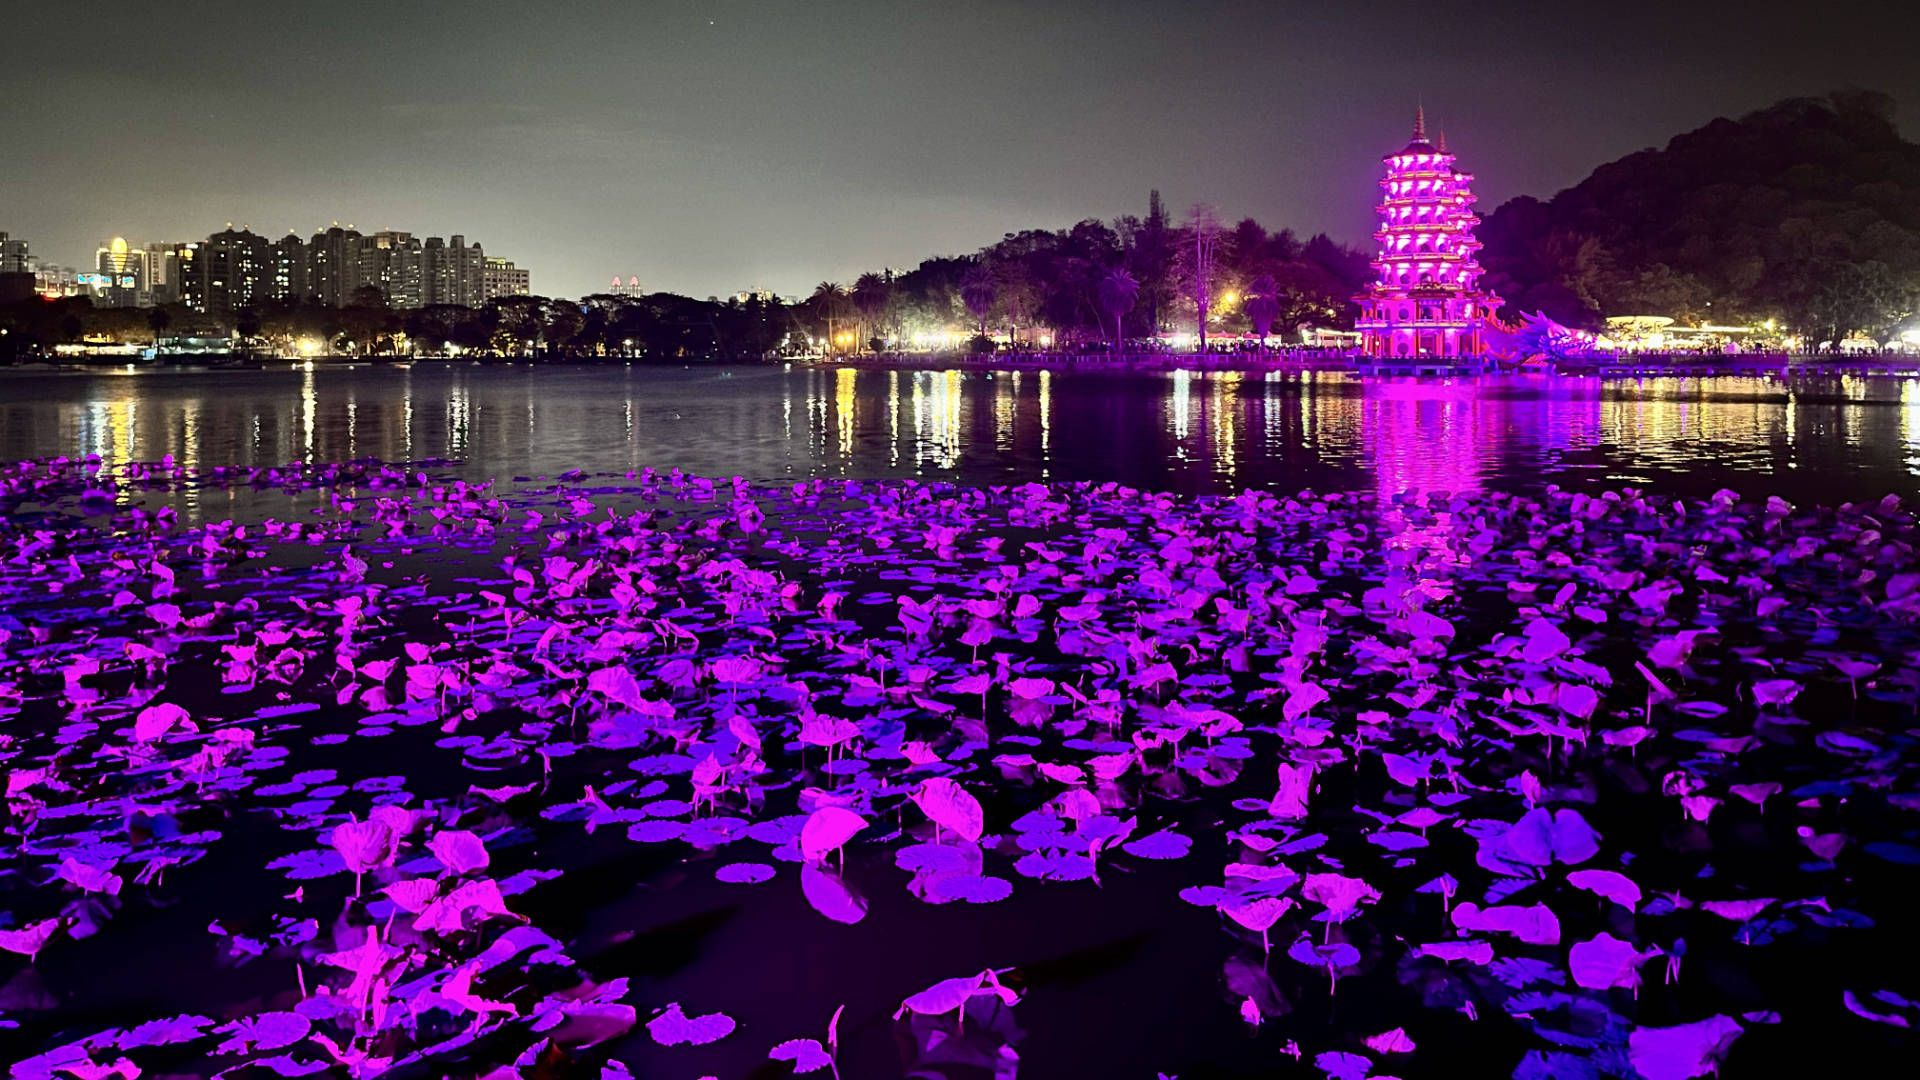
[1479, 91, 1920, 344]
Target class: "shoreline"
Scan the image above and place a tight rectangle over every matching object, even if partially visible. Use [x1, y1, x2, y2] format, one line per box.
[8, 352, 1920, 379]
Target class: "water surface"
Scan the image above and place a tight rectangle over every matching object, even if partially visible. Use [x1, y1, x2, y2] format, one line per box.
[6, 365, 1920, 506]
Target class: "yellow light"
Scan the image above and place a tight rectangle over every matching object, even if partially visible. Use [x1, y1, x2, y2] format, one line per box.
[298, 337, 322, 356]
[1220, 291, 1239, 307]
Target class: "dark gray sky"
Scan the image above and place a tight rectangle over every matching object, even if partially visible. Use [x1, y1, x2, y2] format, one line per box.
[6, 0, 1916, 300]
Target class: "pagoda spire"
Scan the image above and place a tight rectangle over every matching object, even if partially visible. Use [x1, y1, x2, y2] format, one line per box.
[1414, 104, 1426, 142]
[1436, 130, 1448, 152]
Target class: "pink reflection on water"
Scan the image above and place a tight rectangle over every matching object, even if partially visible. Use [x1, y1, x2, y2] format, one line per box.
[1362, 377, 1604, 559]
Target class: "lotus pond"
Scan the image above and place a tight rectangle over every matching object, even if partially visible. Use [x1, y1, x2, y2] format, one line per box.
[0, 449, 1916, 1080]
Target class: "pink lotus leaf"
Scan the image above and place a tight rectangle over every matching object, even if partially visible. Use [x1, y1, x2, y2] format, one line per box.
[912, 778, 985, 842]
[1009, 676, 1055, 701]
[428, 829, 491, 875]
[1566, 869, 1641, 910]
[55, 858, 122, 897]
[1303, 873, 1381, 919]
[1270, 763, 1315, 819]
[799, 863, 867, 924]
[330, 817, 398, 875]
[0, 918, 61, 960]
[1365, 1027, 1417, 1053]
[800, 806, 868, 861]
[382, 878, 440, 914]
[442, 963, 517, 1017]
[134, 702, 194, 742]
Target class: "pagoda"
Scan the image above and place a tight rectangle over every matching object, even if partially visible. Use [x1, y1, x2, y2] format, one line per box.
[1355, 109, 1503, 360]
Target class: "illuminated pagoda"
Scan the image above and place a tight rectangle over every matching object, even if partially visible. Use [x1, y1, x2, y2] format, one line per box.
[1355, 109, 1503, 359]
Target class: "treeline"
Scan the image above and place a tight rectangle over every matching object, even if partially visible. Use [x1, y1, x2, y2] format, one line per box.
[0, 287, 793, 362]
[2, 195, 1372, 361]
[807, 195, 1370, 351]
[1481, 91, 1920, 346]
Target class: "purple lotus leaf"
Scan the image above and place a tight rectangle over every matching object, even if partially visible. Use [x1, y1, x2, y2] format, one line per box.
[1418, 940, 1495, 965]
[769, 1038, 835, 1072]
[1627, 1015, 1743, 1080]
[716, 862, 777, 884]
[1453, 901, 1561, 945]
[1569, 932, 1656, 991]
[647, 1002, 735, 1047]
[1313, 1050, 1373, 1080]
[925, 874, 1014, 904]
[894, 969, 1018, 1019]
[1122, 829, 1192, 860]
[1521, 618, 1572, 664]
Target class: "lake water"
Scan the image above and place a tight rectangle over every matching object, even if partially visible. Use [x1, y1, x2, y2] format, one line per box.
[7, 364, 1920, 506]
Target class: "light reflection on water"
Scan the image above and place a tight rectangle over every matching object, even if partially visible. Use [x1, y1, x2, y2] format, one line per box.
[15, 365, 1920, 512]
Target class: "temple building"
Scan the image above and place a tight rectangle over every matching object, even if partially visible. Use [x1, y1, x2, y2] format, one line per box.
[1355, 110, 1503, 359]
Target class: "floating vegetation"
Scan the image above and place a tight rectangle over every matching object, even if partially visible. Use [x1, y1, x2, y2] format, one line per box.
[0, 455, 1915, 1077]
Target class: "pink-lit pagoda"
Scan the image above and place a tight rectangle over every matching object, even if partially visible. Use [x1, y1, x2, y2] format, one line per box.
[1355, 109, 1503, 360]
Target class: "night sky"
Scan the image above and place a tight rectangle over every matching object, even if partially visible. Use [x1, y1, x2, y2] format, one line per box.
[7, 0, 1917, 301]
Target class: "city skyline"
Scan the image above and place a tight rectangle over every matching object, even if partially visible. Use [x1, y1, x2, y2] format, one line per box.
[5, 0, 1916, 301]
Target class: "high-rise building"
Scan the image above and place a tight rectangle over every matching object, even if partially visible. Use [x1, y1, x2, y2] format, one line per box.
[483, 257, 530, 301]
[422, 234, 486, 307]
[0, 232, 29, 274]
[271, 233, 308, 302]
[360, 230, 424, 308]
[1354, 110, 1503, 359]
[92, 237, 148, 307]
[182, 227, 272, 314]
[145, 242, 181, 304]
[173, 242, 204, 310]
[306, 225, 363, 307]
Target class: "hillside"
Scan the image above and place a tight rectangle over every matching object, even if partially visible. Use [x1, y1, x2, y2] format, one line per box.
[1479, 91, 1920, 344]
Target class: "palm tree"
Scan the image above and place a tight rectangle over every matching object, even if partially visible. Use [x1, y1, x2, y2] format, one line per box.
[851, 272, 891, 351]
[809, 281, 847, 354]
[1095, 268, 1139, 355]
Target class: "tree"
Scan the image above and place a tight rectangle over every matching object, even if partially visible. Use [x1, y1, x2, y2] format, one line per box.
[1245, 274, 1280, 349]
[808, 281, 848, 353]
[235, 308, 263, 352]
[961, 266, 996, 335]
[1184, 204, 1223, 352]
[146, 305, 173, 340]
[851, 271, 892, 348]
[1481, 91, 1920, 334]
[1096, 268, 1139, 352]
